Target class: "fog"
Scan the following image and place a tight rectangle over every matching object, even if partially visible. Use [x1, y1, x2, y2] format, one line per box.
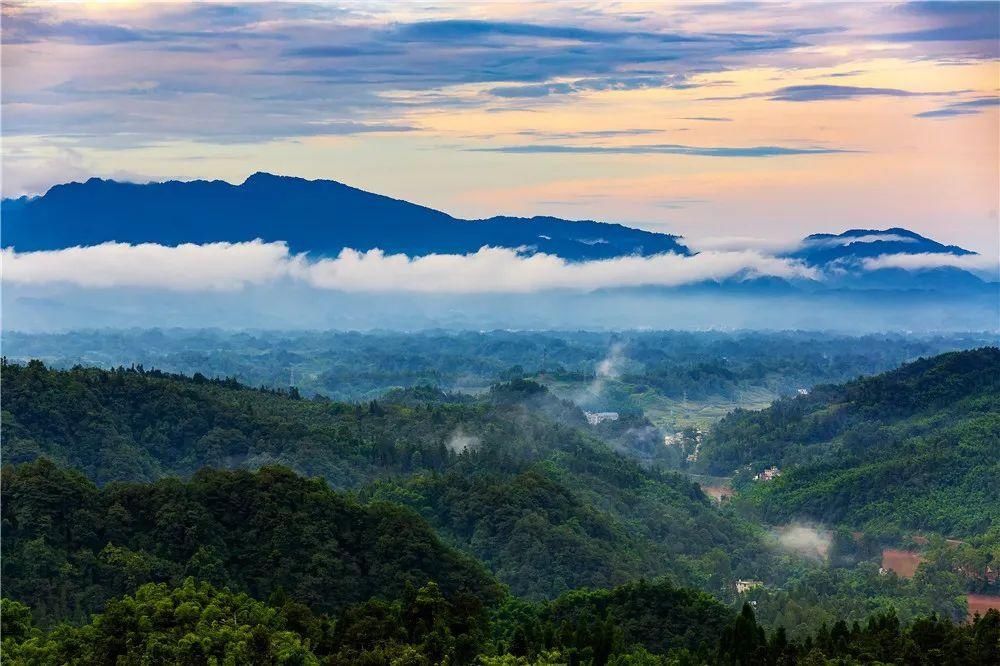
[446, 429, 481, 455]
[3, 282, 997, 333]
[772, 523, 834, 562]
[578, 342, 626, 401]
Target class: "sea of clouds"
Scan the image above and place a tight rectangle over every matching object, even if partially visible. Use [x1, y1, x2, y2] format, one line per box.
[4, 238, 996, 294]
[2, 241, 826, 292]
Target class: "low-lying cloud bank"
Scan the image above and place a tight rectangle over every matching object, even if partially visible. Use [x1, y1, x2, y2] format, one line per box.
[808, 232, 918, 247]
[3, 241, 994, 293]
[1, 240, 291, 291]
[2, 241, 819, 292]
[862, 252, 999, 276]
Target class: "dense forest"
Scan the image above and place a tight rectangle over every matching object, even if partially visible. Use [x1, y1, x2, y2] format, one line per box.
[2, 460, 501, 626]
[4, 577, 998, 664]
[700, 348, 1000, 538]
[4, 460, 998, 664]
[3, 345, 999, 663]
[3, 329, 989, 426]
[0, 361, 766, 599]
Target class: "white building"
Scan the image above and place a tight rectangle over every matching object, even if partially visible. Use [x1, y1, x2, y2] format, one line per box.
[736, 579, 763, 594]
[585, 411, 619, 425]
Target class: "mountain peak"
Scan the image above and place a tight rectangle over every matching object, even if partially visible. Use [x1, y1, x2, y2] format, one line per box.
[2, 173, 689, 260]
[242, 172, 314, 186]
[794, 227, 973, 260]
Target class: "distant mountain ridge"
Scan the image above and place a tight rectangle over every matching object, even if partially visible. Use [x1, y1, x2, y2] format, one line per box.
[784, 227, 986, 291]
[790, 227, 973, 266]
[3, 173, 990, 294]
[1, 172, 688, 260]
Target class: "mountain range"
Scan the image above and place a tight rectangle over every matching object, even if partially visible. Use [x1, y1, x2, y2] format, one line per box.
[2, 173, 991, 292]
[1, 172, 686, 261]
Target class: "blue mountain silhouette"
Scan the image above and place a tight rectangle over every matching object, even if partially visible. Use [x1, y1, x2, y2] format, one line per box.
[2, 173, 688, 260]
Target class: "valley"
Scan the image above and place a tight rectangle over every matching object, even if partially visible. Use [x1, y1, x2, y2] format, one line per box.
[2, 331, 998, 663]
[4, 2, 999, 662]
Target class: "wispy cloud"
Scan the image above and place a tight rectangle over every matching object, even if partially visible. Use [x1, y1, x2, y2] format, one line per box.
[861, 252, 997, 277]
[470, 143, 853, 157]
[881, 1, 1000, 50]
[704, 84, 958, 103]
[807, 233, 919, 248]
[915, 95, 1000, 118]
[766, 84, 928, 102]
[0, 3, 844, 147]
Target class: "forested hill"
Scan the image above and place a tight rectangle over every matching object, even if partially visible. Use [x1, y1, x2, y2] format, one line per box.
[0, 360, 765, 600]
[700, 348, 1000, 535]
[1, 460, 502, 626]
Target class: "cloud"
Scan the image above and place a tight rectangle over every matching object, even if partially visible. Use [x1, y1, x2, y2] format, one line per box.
[914, 107, 980, 118]
[300, 247, 820, 292]
[577, 342, 627, 400]
[471, 143, 852, 157]
[2, 12, 150, 45]
[283, 45, 405, 58]
[861, 252, 998, 277]
[595, 343, 625, 380]
[445, 429, 481, 454]
[389, 19, 703, 45]
[4, 0, 996, 203]
[807, 233, 920, 248]
[1, 2, 814, 150]
[1, 240, 295, 291]
[2, 242, 821, 293]
[684, 235, 804, 253]
[883, 1, 1000, 43]
[766, 84, 928, 101]
[2, 6, 278, 45]
[915, 95, 1000, 118]
[516, 128, 664, 139]
[680, 116, 732, 122]
[772, 523, 832, 561]
[488, 75, 700, 98]
[705, 84, 956, 103]
[489, 83, 576, 98]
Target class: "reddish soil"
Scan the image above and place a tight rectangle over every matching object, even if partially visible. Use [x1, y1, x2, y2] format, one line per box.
[967, 594, 1000, 621]
[881, 549, 924, 578]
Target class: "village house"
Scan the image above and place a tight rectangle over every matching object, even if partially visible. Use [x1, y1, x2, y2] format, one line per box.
[736, 579, 763, 594]
[754, 466, 782, 482]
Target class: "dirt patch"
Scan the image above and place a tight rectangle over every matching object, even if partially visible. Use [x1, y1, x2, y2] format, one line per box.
[881, 549, 923, 578]
[703, 485, 734, 502]
[967, 594, 1000, 621]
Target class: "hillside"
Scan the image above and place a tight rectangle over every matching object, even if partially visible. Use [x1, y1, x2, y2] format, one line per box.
[0, 574, 741, 664]
[699, 348, 1000, 536]
[1, 460, 502, 626]
[1, 173, 687, 260]
[0, 361, 767, 599]
[4, 567, 996, 665]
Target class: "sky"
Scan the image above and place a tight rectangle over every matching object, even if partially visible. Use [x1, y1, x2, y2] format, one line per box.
[3, 1, 999, 255]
